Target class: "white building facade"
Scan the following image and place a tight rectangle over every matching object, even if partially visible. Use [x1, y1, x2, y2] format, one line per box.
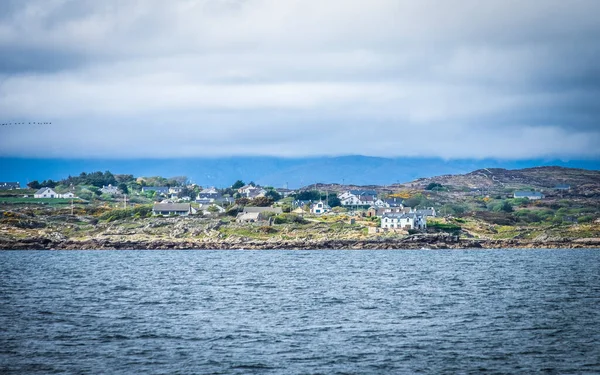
[381, 213, 427, 230]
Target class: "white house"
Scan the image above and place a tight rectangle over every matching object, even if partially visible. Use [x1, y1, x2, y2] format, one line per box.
[381, 213, 427, 230]
[100, 184, 119, 194]
[310, 201, 331, 215]
[514, 191, 544, 200]
[34, 187, 59, 198]
[413, 207, 437, 217]
[339, 190, 379, 206]
[61, 192, 76, 199]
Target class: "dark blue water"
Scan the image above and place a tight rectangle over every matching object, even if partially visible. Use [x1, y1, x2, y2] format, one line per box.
[1, 250, 599, 374]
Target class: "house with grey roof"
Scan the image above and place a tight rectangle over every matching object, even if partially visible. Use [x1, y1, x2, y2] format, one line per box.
[100, 184, 120, 195]
[384, 198, 404, 207]
[0, 182, 20, 190]
[414, 207, 437, 217]
[152, 203, 196, 216]
[142, 186, 169, 195]
[367, 206, 410, 218]
[198, 187, 222, 201]
[243, 206, 283, 214]
[236, 212, 262, 223]
[34, 187, 76, 199]
[34, 187, 59, 198]
[514, 191, 544, 200]
[339, 190, 379, 206]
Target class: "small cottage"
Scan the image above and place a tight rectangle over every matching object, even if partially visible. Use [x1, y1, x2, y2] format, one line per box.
[152, 203, 196, 216]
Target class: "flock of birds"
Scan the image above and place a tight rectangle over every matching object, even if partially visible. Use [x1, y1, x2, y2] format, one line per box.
[1, 122, 52, 126]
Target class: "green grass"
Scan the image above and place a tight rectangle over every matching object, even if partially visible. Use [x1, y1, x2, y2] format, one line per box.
[0, 197, 76, 205]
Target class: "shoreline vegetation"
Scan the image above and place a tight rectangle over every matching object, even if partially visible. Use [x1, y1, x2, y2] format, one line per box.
[1, 167, 599, 250]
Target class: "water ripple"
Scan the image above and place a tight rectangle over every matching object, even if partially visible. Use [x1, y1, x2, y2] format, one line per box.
[1, 249, 599, 374]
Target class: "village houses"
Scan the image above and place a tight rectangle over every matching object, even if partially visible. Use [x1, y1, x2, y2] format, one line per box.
[339, 190, 388, 207]
[0, 182, 20, 190]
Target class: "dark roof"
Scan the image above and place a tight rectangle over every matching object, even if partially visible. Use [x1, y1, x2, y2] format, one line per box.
[554, 184, 571, 189]
[153, 203, 191, 211]
[382, 213, 422, 219]
[35, 187, 55, 195]
[243, 207, 283, 214]
[384, 198, 403, 206]
[0, 182, 20, 189]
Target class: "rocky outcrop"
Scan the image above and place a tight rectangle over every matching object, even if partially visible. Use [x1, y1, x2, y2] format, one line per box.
[0, 234, 594, 250]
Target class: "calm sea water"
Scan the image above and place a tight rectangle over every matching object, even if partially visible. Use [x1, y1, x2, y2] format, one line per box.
[1, 249, 599, 374]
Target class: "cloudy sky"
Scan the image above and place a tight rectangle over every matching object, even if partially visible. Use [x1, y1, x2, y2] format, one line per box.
[1, 0, 599, 159]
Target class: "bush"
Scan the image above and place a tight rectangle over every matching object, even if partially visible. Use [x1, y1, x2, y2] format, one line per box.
[98, 205, 153, 222]
[428, 222, 461, 233]
[578, 215, 594, 224]
[274, 213, 307, 224]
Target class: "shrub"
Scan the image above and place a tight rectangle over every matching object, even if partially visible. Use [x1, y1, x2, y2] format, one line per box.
[98, 205, 152, 222]
[578, 215, 594, 224]
[428, 222, 461, 233]
[274, 213, 307, 224]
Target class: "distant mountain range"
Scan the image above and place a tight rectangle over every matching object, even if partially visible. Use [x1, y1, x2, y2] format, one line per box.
[2, 156, 600, 188]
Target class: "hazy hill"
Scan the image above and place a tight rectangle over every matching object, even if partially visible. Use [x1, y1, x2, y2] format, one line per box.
[2, 156, 599, 188]
[407, 167, 600, 195]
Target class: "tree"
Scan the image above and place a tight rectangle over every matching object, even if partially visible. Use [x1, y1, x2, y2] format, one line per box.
[40, 179, 57, 188]
[251, 197, 274, 207]
[232, 180, 245, 189]
[501, 201, 514, 213]
[118, 183, 129, 194]
[27, 180, 41, 189]
[425, 182, 443, 191]
[265, 190, 282, 201]
[178, 186, 195, 199]
[235, 197, 251, 206]
[327, 194, 341, 207]
[294, 190, 321, 201]
[115, 174, 134, 183]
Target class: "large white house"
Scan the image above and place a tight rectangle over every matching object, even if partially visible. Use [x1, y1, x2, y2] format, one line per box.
[34, 187, 59, 198]
[381, 213, 427, 230]
[34, 187, 76, 199]
[339, 190, 384, 206]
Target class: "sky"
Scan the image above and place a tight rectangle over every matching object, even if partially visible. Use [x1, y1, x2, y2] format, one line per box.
[1, 0, 599, 160]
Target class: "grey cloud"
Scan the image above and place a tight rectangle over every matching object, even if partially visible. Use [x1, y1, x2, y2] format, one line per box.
[0, 0, 599, 159]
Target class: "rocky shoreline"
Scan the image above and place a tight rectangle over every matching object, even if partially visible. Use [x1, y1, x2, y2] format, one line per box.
[2, 234, 598, 250]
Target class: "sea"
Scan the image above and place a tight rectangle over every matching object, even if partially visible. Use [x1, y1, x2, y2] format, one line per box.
[1, 249, 599, 374]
